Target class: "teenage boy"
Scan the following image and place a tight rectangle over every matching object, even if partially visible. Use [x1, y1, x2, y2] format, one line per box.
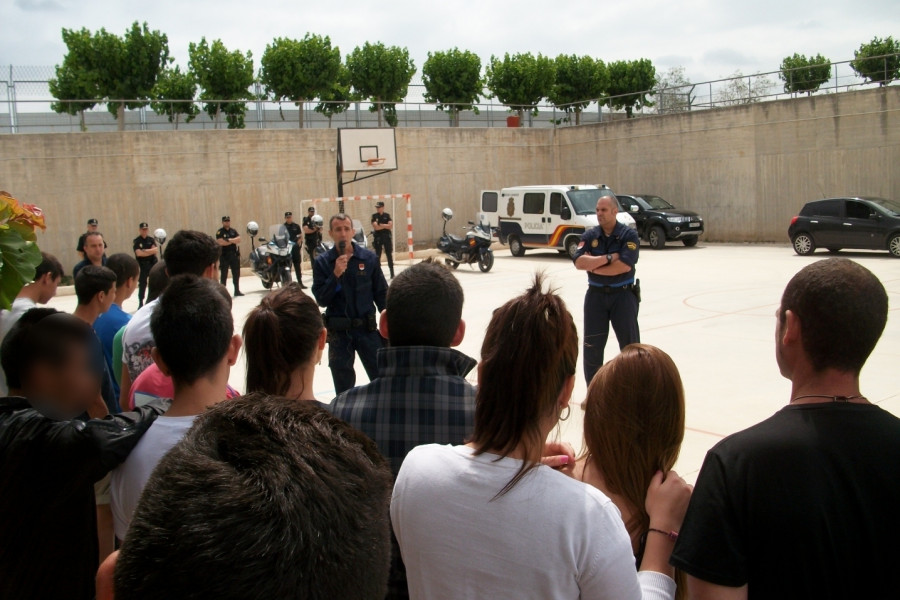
[111, 275, 241, 541]
[0, 309, 166, 600]
[94, 253, 139, 399]
[73, 265, 119, 414]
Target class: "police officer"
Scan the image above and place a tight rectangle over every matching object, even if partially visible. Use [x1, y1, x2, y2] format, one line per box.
[573, 193, 641, 384]
[281, 211, 307, 289]
[132, 222, 159, 308]
[77, 218, 107, 259]
[371, 201, 395, 278]
[312, 214, 387, 394]
[216, 216, 243, 297]
[302, 206, 322, 265]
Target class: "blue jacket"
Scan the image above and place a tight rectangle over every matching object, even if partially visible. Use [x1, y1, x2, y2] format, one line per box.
[312, 242, 387, 318]
[573, 222, 640, 287]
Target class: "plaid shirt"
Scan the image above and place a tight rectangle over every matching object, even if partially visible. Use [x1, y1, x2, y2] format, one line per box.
[330, 345, 477, 477]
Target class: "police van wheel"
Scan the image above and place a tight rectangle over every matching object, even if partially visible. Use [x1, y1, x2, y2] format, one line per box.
[509, 236, 526, 257]
[648, 226, 666, 250]
[565, 238, 579, 259]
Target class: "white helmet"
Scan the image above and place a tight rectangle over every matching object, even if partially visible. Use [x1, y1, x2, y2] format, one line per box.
[441, 208, 454, 221]
[246, 221, 259, 236]
[153, 228, 167, 245]
[311, 214, 324, 228]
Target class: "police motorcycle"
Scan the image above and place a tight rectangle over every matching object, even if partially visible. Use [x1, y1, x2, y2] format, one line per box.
[437, 208, 494, 272]
[246, 221, 294, 289]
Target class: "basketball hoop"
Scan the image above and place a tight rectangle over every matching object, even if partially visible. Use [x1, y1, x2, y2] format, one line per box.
[366, 157, 387, 167]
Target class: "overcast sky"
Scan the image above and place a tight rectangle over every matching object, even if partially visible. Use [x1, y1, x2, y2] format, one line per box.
[4, 0, 898, 86]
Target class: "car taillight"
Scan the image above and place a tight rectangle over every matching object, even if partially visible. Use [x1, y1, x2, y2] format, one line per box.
[790, 216, 799, 226]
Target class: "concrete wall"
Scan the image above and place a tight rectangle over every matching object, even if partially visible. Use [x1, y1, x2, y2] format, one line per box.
[2, 86, 897, 274]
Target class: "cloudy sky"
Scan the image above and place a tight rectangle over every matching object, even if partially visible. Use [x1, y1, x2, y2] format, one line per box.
[4, 0, 898, 85]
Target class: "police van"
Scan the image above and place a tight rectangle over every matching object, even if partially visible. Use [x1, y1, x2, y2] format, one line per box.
[479, 185, 637, 258]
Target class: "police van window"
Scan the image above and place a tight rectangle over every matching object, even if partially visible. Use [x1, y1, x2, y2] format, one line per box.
[549, 193, 564, 215]
[845, 201, 871, 220]
[523, 193, 545, 214]
[482, 192, 498, 213]
[805, 200, 841, 218]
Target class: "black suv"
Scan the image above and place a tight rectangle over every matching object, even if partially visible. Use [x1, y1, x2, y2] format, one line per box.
[788, 197, 900, 258]
[616, 194, 704, 249]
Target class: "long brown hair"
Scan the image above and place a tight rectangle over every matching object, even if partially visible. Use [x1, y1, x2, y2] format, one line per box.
[242, 284, 323, 397]
[470, 273, 578, 497]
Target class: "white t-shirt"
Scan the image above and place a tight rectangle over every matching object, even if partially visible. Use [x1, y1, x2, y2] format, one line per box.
[391, 445, 676, 600]
[110, 414, 196, 540]
[0, 297, 37, 396]
[121, 298, 157, 382]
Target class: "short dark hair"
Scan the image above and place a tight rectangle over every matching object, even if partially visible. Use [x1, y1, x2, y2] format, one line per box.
[146, 260, 168, 303]
[34, 252, 64, 281]
[115, 394, 393, 600]
[780, 258, 888, 373]
[163, 230, 220, 277]
[329, 213, 352, 229]
[243, 283, 324, 396]
[1, 308, 95, 390]
[386, 260, 463, 346]
[84, 231, 104, 243]
[150, 275, 233, 385]
[74, 265, 116, 305]
[105, 253, 140, 287]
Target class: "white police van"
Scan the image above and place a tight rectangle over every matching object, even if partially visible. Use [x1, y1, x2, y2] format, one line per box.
[479, 185, 637, 259]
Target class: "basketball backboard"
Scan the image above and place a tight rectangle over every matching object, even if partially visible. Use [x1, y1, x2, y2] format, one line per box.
[337, 128, 398, 173]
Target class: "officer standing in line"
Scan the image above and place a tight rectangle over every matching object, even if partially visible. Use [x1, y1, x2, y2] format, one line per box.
[573, 193, 641, 385]
[216, 216, 243, 297]
[312, 214, 387, 395]
[371, 201, 395, 278]
[281, 211, 307, 289]
[302, 206, 322, 265]
[77, 218, 107, 259]
[132, 222, 159, 308]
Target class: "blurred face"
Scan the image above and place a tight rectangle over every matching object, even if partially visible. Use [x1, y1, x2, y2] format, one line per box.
[596, 196, 618, 230]
[140, 227, 149, 237]
[329, 218, 355, 246]
[37, 274, 61, 304]
[87, 223, 98, 232]
[377, 206, 385, 214]
[285, 215, 294, 224]
[28, 345, 100, 418]
[223, 220, 231, 228]
[84, 235, 105, 262]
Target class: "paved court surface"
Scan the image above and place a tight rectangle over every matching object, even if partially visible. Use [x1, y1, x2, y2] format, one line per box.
[48, 243, 899, 483]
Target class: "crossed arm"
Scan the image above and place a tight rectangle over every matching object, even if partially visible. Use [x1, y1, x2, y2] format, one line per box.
[574, 253, 632, 276]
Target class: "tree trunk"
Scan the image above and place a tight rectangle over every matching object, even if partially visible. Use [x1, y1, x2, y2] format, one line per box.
[517, 108, 525, 127]
[79, 110, 86, 132]
[575, 108, 582, 126]
[377, 97, 383, 127]
[117, 103, 125, 131]
[215, 104, 221, 129]
[174, 113, 180, 131]
[327, 114, 333, 128]
[625, 105, 634, 118]
[451, 108, 459, 128]
[298, 101, 304, 129]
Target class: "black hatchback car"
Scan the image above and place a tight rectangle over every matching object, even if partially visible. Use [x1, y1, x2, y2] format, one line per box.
[788, 197, 900, 258]
[616, 194, 704, 249]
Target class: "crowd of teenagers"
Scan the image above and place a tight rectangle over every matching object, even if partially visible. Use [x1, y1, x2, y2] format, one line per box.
[0, 226, 897, 600]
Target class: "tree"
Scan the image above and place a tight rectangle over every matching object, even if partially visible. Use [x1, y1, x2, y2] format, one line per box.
[547, 54, 606, 125]
[780, 53, 831, 95]
[49, 28, 98, 131]
[347, 42, 416, 127]
[485, 52, 555, 125]
[851, 36, 900, 86]
[189, 38, 255, 129]
[716, 70, 774, 106]
[655, 66, 694, 114]
[315, 64, 353, 128]
[151, 65, 198, 129]
[260, 34, 342, 128]
[422, 48, 483, 127]
[605, 59, 656, 118]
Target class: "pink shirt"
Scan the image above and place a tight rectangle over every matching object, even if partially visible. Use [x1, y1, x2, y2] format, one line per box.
[130, 363, 240, 409]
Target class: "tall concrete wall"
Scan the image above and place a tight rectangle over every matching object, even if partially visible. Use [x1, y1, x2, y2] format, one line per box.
[1, 87, 897, 274]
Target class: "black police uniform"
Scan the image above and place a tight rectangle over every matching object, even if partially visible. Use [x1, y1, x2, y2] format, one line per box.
[132, 234, 158, 307]
[302, 214, 322, 264]
[282, 219, 304, 282]
[573, 221, 641, 384]
[312, 242, 388, 395]
[371, 210, 394, 278]
[216, 226, 242, 294]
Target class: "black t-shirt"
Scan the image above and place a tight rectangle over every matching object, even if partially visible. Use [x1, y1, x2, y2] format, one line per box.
[302, 216, 321, 246]
[283, 221, 303, 244]
[216, 226, 240, 256]
[372, 212, 392, 240]
[132, 234, 158, 264]
[671, 403, 900, 599]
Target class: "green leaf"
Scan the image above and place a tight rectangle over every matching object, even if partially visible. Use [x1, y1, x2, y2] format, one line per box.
[0, 230, 42, 311]
[851, 36, 900, 86]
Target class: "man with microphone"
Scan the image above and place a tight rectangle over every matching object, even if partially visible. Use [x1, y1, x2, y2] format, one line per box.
[312, 214, 387, 394]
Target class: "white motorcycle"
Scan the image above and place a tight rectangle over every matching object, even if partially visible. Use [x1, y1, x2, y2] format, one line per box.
[247, 222, 294, 289]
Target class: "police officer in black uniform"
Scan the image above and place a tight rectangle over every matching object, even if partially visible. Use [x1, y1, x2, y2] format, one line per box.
[573, 192, 641, 384]
[371, 201, 395, 278]
[281, 211, 307, 289]
[216, 216, 243, 297]
[302, 206, 322, 265]
[132, 222, 159, 308]
[312, 214, 387, 395]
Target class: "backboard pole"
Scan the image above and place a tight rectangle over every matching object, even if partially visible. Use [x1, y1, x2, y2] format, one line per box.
[336, 132, 345, 212]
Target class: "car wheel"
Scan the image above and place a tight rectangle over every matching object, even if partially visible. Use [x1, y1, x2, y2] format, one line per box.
[565, 237, 580, 259]
[509, 236, 526, 257]
[792, 233, 816, 256]
[889, 234, 900, 258]
[648, 226, 666, 250]
[827, 248, 842, 254]
[478, 251, 494, 272]
[682, 237, 699, 247]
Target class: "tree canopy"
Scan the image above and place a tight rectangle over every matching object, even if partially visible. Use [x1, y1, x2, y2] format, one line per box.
[547, 54, 606, 125]
[347, 42, 416, 127]
[188, 38, 254, 129]
[850, 36, 900, 86]
[605, 59, 656, 118]
[315, 64, 354, 128]
[716, 70, 774, 106]
[151, 65, 198, 128]
[779, 53, 831, 95]
[486, 52, 555, 124]
[655, 66, 693, 114]
[422, 48, 483, 127]
[49, 28, 98, 131]
[260, 34, 342, 128]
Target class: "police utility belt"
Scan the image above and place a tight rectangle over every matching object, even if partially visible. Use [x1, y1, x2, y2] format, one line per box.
[323, 313, 378, 332]
[589, 279, 642, 302]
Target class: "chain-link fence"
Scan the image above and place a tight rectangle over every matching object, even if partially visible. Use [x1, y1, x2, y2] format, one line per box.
[1, 56, 896, 133]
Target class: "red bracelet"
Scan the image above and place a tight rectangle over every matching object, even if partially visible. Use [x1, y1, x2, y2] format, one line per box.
[648, 528, 679, 541]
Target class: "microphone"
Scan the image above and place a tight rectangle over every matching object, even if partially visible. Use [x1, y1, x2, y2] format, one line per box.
[338, 240, 346, 255]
